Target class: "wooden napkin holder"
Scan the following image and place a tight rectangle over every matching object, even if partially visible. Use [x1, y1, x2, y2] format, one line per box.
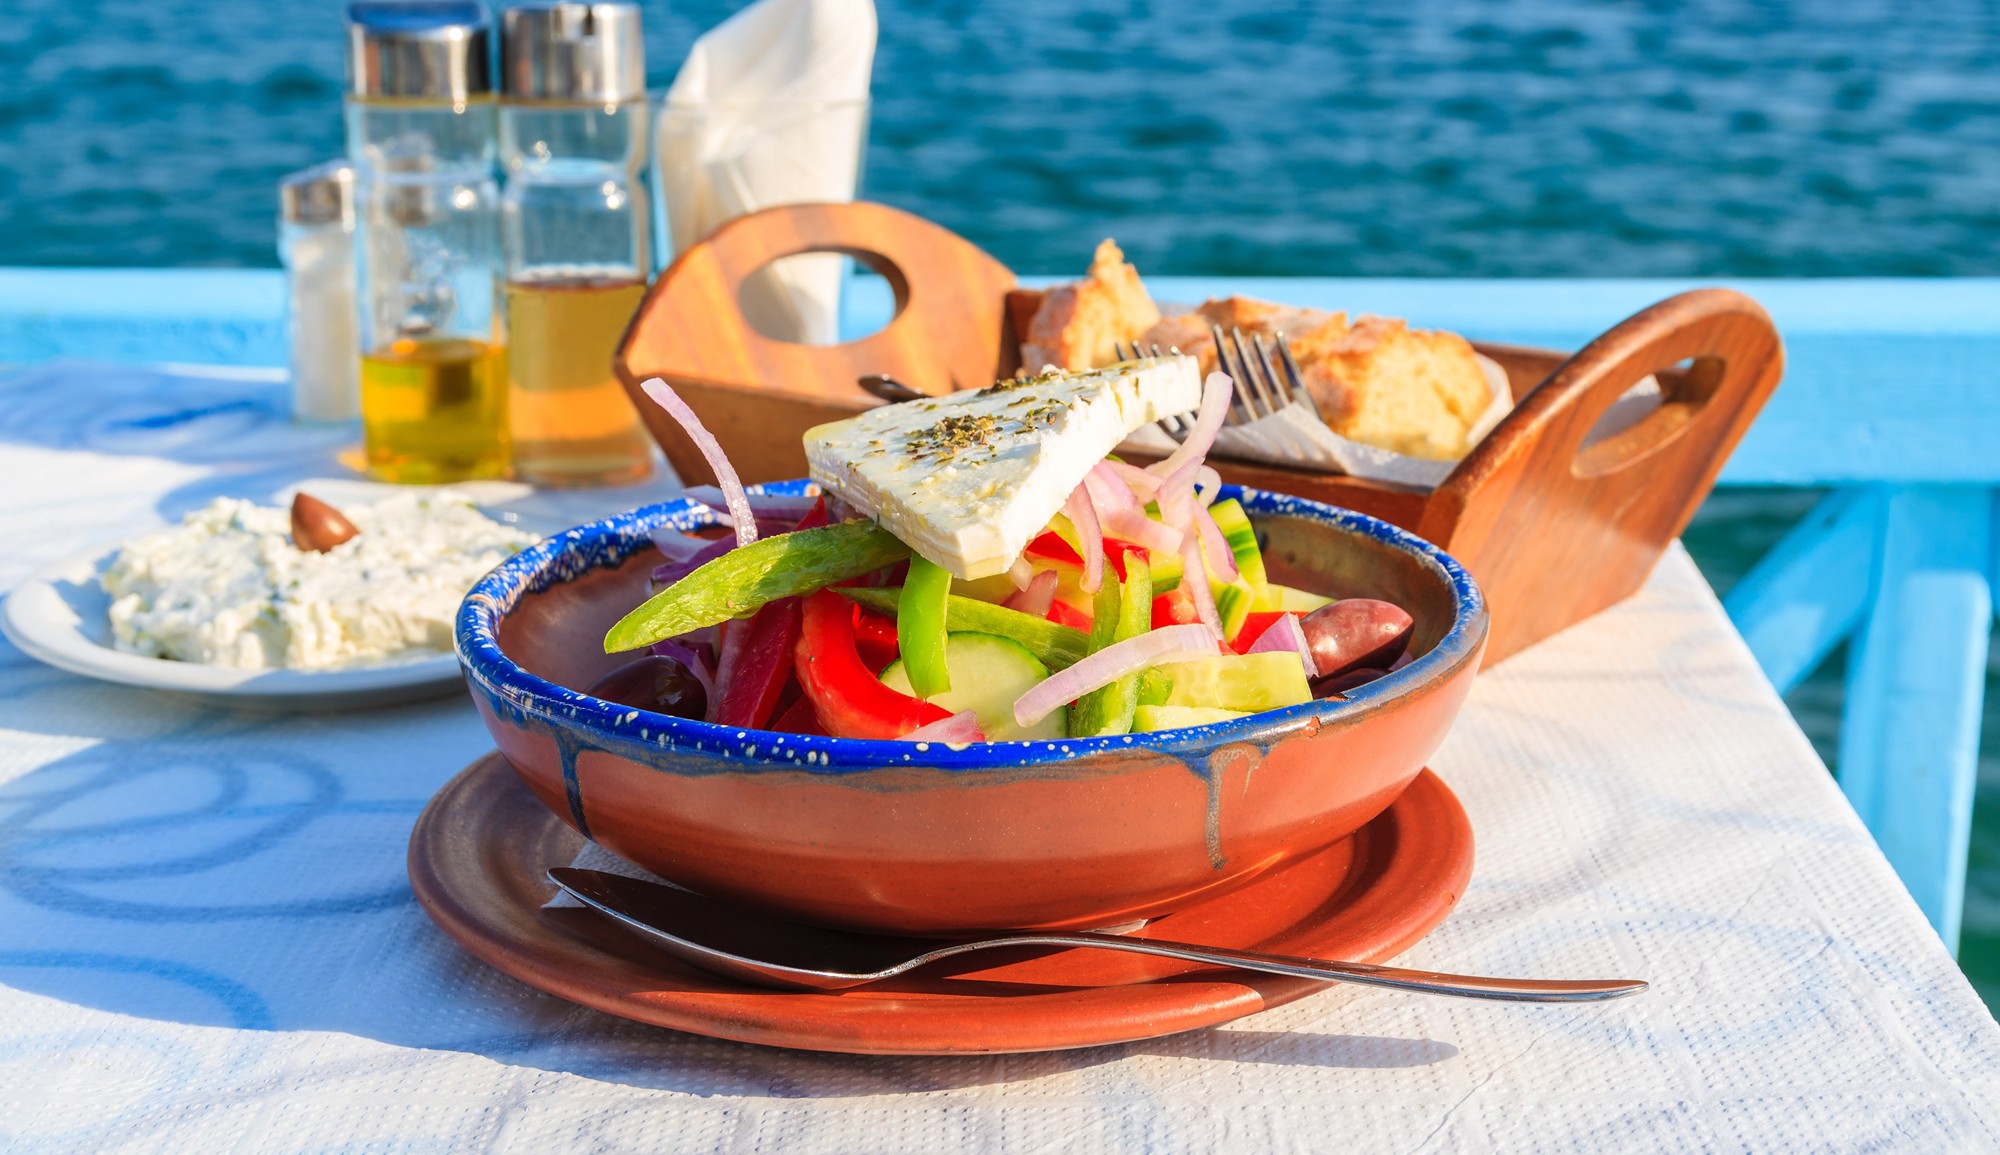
[615, 201, 1784, 665]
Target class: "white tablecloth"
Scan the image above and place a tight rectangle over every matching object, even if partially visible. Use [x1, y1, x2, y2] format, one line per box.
[2, 362, 1996, 1153]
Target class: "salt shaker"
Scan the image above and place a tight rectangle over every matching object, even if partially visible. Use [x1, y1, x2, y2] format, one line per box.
[278, 162, 360, 423]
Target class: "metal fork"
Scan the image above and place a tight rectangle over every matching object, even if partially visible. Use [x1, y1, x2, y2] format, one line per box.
[1119, 325, 1319, 442]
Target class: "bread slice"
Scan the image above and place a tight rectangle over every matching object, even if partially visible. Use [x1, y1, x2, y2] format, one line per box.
[1140, 297, 1347, 368]
[1304, 316, 1492, 460]
[1140, 299, 1490, 460]
[1020, 240, 1161, 371]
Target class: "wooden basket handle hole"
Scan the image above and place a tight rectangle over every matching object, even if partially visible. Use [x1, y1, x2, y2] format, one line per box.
[734, 247, 910, 347]
[1571, 354, 1726, 479]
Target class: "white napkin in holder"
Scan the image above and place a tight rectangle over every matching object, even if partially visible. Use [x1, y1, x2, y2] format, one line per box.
[656, 0, 876, 346]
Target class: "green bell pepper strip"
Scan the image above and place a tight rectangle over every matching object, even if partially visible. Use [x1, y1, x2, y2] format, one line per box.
[897, 556, 954, 698]
[1068, 553, 1153, 737]
[836, 586, 1090, 670]
[1066, 568, 1123, 737]
[604, 520, 911, 653]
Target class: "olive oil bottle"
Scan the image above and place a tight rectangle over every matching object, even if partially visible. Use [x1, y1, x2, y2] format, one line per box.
[345, 1, 511, 483]
[499, 3, 655, 487]
[359, 335, 510, 483]
[503, 274, 651, 486]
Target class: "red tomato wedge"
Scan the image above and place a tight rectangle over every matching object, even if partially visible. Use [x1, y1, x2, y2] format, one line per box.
[1230, 611, 1298, 654]
[1151, 587, 1199, 629]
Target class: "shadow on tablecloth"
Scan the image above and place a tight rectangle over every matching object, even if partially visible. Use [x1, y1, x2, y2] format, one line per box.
[0, 635, 1458, 1095]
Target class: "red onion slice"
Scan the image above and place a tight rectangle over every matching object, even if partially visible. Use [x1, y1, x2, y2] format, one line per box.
[902, 710, 987, 743]
[1147, 372, 1234, 479]
[647, 637, 717, 701]
[685, 485, 821, 523]
[1102, 508, 1182, 555]
[1195, 465, 1223, 506]
[649, 525, 714, 563]
[1003, 569, 1059, 618]
[1194, 503, 1241, 585]
[1007, 555, 1036, 590]
[1244, 613, 1317, 678]
[651, 534, 737, 585]
[1178, 529, 1222, 636]
[1064, 484, 1105, 594]
[1013, 624, 1221, 728]
[1084, 463, 1139, 516]
[1157, 463, 1223, 638]
[639, 377, 757, 549]
[1103, 460, 1162, 498]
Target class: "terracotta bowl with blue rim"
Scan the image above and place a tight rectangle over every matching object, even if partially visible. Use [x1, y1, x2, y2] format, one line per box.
[456, 481, 1488, 936]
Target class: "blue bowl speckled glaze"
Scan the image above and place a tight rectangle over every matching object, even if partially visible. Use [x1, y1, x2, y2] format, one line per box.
[456, 481, 1488, 934]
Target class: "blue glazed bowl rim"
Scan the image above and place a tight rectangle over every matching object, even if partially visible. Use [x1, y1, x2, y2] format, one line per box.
[455, 481, 1488, 774]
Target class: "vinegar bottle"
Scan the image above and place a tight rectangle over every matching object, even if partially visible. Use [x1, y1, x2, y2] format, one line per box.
[498, 1, 655, 488]
[345, 0, 511, 483]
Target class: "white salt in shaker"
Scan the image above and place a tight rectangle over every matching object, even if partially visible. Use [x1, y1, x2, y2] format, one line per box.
[278, 162, 360, 423]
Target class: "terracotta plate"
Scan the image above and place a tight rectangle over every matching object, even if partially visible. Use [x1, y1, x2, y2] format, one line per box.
[408, 753, 1475, 1055]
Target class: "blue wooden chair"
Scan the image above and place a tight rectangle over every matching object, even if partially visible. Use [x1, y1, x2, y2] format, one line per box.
[1728, 487, 1994, 950]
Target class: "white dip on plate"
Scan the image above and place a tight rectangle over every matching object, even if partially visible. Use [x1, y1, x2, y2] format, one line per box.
[103, 492, 538, 670]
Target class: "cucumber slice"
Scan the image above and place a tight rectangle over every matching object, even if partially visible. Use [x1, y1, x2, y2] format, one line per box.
[1207, 498, 1265, 643]
[1214, 580, 1256, 642]
[1253, 582, 1334, 614]
[1133, 704, 1250, 732]
[1207, 499, 1268, 590]
[881, 632, 1064, 740]
[1146, 652, 1313, 713]
[1146, 543, 1183, 593]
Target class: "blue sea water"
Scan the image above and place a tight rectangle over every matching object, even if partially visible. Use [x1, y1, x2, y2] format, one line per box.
[3, 0, 1998, 1003]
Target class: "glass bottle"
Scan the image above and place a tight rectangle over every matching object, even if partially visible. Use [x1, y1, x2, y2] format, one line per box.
[278, 161, 361, 423]
[345, 0, 510, 483]
[499, 1, 655, 487]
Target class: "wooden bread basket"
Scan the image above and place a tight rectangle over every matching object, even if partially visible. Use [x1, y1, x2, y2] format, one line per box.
[615, 201, 1784, 665]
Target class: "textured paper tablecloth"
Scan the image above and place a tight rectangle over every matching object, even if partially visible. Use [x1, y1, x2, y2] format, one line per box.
[1, 362, 1996, 1153]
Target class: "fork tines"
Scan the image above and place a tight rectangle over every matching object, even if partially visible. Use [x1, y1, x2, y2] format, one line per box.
[1138, 327, 1318, 443]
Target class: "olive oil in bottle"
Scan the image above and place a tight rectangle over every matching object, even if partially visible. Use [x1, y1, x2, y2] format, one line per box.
[499, 3, 655, 487]
[359, 335, 511, 483]
[504, 274, 653, 487]
[346, 2, 511, 484]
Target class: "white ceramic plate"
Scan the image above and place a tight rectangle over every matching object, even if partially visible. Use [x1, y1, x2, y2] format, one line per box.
[1, 542, 469, 711]
[0, 475, 633, 711]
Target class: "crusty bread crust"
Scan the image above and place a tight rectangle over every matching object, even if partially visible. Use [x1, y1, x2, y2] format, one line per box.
[1306, 315, 1491, 459]
[1025, 241, 1495, 461]
[1020, 240, 1161, 371]
[1140, 300, 1491, 460]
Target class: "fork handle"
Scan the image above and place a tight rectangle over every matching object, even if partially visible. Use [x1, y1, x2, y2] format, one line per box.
[945, 932, 1646, 1003]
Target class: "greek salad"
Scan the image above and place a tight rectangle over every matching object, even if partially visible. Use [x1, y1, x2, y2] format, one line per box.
[591, 357, 1415, 743]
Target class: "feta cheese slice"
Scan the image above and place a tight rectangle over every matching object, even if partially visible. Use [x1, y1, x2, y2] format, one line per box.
[804, 355, 1203, 579]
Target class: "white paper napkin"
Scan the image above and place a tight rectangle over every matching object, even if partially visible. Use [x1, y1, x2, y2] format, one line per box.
[657, 0, 876, 345]
[1125, 358, 1661, 490]
[1202, 355, 1515, 488]
[544, 840, 680, 909]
